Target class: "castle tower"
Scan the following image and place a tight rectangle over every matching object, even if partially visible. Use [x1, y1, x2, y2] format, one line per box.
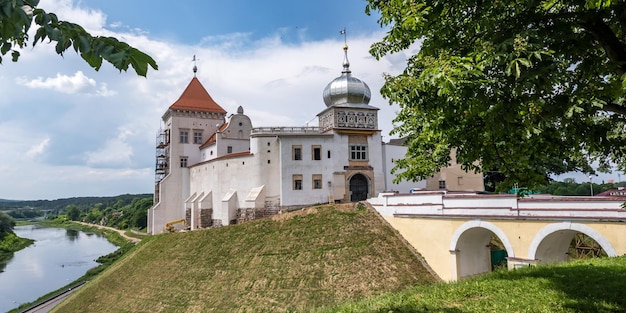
[148, 66, 227, 234]
[318, 44, 379, 132]
[317, 43, 384, 202]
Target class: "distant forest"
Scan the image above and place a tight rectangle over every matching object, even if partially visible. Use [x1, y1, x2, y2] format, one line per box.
[0, 194, 153, 230]
[533, 179, 625, 196]
[0, 194, 152, 211]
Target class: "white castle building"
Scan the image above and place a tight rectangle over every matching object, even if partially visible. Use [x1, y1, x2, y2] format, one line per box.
[147, 45, 484, 234]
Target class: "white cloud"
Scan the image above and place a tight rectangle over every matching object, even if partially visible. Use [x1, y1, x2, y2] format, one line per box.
[26, 137, 50, 159]
[95, 83, 117, 97]
[38, 0, 108, 33]
[84, 128, 135, 167]
[16, 71, 99, 94]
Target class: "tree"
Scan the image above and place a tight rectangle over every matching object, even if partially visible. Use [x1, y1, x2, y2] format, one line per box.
[0, 211, 15, 234]
[0, 0, 157, 76]
[65, 204, 80, 221]
[85, 207, 103, 224]
[131, 207, 147, 229]
[366, 0, 626, 190]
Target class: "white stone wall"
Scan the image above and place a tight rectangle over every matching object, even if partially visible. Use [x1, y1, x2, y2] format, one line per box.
[149, 111, 224, 234]
[279, 135, 337, 206]
[382, 143, 426, 193]
[367, 133, 386, 197]
[249, 136, 281, 204]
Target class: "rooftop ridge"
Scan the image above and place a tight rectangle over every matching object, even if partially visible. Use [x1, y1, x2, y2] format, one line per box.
[169, 77, 227, 114]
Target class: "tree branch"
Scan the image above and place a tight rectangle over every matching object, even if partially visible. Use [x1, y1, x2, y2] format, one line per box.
[578, 16, 626, 76]
[603, 103, 626, 116]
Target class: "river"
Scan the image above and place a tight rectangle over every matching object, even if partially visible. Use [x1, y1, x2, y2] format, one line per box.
[0, 225, 118, 312]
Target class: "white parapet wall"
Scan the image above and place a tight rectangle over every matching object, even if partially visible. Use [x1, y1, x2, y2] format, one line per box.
[369, 192, 626, 221]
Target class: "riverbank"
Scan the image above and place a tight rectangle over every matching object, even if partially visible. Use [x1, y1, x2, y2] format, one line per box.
[7, 222, 141, 313]
[73, 221, 142, 243]
[0, 232, 34, 270]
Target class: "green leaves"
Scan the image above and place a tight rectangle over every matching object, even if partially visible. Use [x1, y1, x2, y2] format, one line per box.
[368, 0, 626, 189]
[0, 0, 157, 76]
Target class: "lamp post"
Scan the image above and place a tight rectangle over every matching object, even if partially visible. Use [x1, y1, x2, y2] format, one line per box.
[589, 175, 594, 196]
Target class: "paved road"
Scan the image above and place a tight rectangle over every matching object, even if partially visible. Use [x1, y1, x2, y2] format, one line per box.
[22, 284, 84, 313]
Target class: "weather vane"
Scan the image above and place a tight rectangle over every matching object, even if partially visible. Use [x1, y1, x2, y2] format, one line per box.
[340, 28, 347, 45]
[192, 55, 199, 76]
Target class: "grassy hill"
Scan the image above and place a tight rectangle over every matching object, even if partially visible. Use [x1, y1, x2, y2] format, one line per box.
[52, 203, 436, 312]
[315, 255, 626, 312]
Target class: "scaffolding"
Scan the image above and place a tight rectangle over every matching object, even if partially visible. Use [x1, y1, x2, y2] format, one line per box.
[154, 129, 170, 203]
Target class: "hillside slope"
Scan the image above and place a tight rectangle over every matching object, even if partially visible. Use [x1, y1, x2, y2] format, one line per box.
[52, 204, 436, 312]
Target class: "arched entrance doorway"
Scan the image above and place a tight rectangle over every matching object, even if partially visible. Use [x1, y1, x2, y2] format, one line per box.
[349, 174, 369, 202]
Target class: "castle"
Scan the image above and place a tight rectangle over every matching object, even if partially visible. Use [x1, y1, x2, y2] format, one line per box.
[147, 45, 484, 234]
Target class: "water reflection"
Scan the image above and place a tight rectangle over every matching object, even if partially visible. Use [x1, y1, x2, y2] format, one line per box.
[0, 225, 117, 312]
[66, 228, 80, 241]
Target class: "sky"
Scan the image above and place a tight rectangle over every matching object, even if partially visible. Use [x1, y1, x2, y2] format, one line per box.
[1, 0, 419, 200]
[0, 1, 620, 201]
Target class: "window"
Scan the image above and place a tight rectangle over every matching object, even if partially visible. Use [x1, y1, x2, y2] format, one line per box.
[227, 146, 233, 153]
[180, 157, 188, 168]
[179, 129, 189, 143]
[293, 174, 303, 190]
[292, 145, 302, 160]
[312, 145, 321, 160]
[438, 180, 446, 189]
[328, 150, 331, 158]
[193, 131, 203, 144]
[313, 174, 322, 189]
[349, 144, 368, 160]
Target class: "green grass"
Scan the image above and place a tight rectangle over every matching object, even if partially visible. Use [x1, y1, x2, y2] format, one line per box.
[51, 204, 626, 312]
[314, 256, 626, 313]
[52, 204, 436, 312]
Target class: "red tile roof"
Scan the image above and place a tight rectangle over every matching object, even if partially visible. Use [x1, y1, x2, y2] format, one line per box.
[214, 151, 251, 160]
[199, 122, 229, 149]
[169, 77, 227, 113]
[191, 151, 253, 167]
[200, 133, 217, 149]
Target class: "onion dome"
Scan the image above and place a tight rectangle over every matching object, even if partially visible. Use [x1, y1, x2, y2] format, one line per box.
[322, 44, 371, 107]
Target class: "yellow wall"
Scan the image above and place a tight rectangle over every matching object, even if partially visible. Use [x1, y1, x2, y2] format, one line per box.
[382, 216, 626, 281]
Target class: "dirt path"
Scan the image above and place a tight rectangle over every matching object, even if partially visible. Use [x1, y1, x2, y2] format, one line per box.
[74, 222, 141, 243]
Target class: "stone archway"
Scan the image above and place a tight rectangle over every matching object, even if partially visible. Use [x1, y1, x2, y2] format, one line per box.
[528, 222, 617, 263]
[349, 173, 369, 202]
[449, 220, 514, 280]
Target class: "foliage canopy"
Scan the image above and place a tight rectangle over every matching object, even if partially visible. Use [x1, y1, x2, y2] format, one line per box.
[366, 0, 626, 189]
[0, 0, 157, 76]
[0, 211, 14, 234]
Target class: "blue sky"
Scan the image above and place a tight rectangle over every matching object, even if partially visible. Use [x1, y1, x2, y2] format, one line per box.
[0, 0, 618, 200]
[80, 0, 380, 44]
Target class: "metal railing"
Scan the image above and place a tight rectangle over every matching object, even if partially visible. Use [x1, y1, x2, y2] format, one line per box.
[251, 126, 322, 134]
